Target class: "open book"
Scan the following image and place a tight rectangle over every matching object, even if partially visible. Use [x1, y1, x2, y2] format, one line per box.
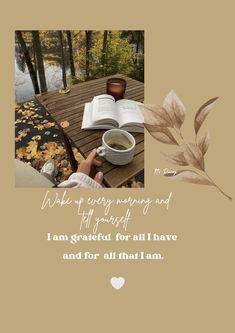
[81, 94, 144, 133]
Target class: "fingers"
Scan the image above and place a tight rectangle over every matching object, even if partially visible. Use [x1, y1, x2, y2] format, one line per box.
[76, 160, 90, 175]
[94, 171, 103, 184]
[86, 148, 97, 164]
[76, 149, 103, 176]
[93, 158, 102, 167]
[85, 148, 102, 167]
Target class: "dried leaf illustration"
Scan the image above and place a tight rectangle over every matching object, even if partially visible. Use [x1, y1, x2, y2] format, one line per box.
[139, 104, 173, 127]
[140, 93, 231, 200]
[194, 97, 218, 134]
[197, 131, 210, 155]
[165, 170, 213, 186]
[161, 151, 188, 166]
[163, 90, 186, 129]
[144, 123, 178, 145]
[183, 142, 205, 171]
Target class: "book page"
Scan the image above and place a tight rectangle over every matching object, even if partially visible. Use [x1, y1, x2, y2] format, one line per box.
[116, 99, 144, 127]
[92, 94, 119, 124]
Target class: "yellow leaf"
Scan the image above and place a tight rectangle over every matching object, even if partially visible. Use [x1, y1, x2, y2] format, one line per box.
[44, 122, 55, 129]
[60, 120, 70, 128]
[16, 147, 27, 159]
[55, 145, 65, 155]
[26, 140, 38, 157]
[22, 110, 35, 118]
[32, 135, 41, 141]
[36, 124, 44, 130]
[72, 148, 84, 163]
[15, 104, 21, 112]
[59, 88, 70, 94]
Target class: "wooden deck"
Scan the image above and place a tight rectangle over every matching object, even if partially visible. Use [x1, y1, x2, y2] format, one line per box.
[36, 74, 144, 188]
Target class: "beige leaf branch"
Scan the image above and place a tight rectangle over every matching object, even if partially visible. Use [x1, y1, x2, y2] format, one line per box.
[144, 123, 178, 145]
[163, 90, 186, 129]
[161, 151, 188, 166]
[140, 92, 232, 200]
[139, 104, 173, 127]
[183, 142, 205, 171]
[197, 131, 210, 155]
[194, 97, 218, 134]
[165, 170, 213, 186]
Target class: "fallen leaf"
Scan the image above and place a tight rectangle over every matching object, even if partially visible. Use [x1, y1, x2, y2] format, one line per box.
[163, 90, 186, 129]
[43, 142, 58, 158]
[22, 110, 35, 118]
[73, 147, 84, 163]
[62, 167, 72, 179]
[56, 145, 66, 155]
[59, 88, 70, 94]
[144, 123, 178, 145]
[165, 170, 213, 185]
[183, 142, 205, 171]
[16, 147, 27, 159]
[197, 131, 210, 155]
[32, 135, 41, 141]
[60, 120, 70, 128]
[36, 124, 44, 130]
[15, 129, 30, 142]
[26, 140, 38, 157]
[15, 104, 21, 112]
[194, 97, 218, 134]
[140, 104, 173, 127]
[43, 122, 55, 129]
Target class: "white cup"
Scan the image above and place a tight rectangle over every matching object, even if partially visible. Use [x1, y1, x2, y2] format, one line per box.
[97, 129, 136, 165]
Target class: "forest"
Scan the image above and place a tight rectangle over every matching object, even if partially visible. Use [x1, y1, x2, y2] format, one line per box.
[15, 30, 144, 102]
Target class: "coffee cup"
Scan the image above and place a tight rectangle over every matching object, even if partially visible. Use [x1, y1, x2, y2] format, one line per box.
[97, 129, 135, 165]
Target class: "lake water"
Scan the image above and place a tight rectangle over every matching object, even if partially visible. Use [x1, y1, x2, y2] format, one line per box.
[15, 59, 69, 103]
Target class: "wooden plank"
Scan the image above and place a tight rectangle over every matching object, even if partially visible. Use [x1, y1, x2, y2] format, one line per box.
[79, 133, 143, 154]
[103, 152, 144, 188]
[43, 85, 144, 113]
[35, 74, 144, 188]
[37, 74, 141, 103]
[37, 77, 143, 109]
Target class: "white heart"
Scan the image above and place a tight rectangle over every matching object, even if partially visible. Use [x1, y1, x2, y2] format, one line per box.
[110, 277, 125, 290]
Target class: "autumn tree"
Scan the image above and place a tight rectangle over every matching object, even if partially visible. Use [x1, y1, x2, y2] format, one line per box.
[121, 30, 144, 62]
[66, 30, 76, 77]
[85, 30, 92, 80]
[101, 30, 108, 75]
[32, 31, 47, 93]
[58, 31, 67, 89]
[15, 31, 40, 94]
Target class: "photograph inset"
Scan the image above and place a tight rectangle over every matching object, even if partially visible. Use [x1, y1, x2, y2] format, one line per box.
[15, 30, 144, 188]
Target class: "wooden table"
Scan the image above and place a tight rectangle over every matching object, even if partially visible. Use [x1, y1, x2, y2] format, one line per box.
[36, 74, 144, 187]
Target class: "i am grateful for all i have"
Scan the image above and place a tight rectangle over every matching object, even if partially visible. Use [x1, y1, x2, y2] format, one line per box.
[47, 232, 178, 243]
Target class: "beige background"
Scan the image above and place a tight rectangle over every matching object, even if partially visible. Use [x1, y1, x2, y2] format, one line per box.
[1, 1, 235, 332]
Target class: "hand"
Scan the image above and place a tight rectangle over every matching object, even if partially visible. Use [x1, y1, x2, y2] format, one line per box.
[77, 149, 103, 184]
